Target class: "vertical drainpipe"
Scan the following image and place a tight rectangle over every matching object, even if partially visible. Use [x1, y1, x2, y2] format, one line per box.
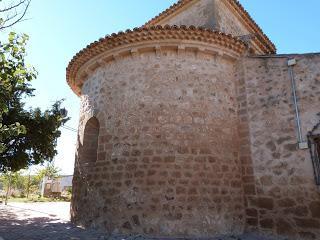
[287, 58, 308, 149]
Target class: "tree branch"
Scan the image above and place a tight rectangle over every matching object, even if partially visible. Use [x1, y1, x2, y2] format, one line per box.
[0, 0, 28, 13]
[0, 0, 31, 30]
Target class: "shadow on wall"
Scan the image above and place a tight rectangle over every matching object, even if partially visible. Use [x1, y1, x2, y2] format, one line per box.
[70, 117, 100, 226]
[80, 117, 100, 164]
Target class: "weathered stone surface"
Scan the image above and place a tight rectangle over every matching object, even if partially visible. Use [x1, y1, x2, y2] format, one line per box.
[294, 218, 320, 228]
[243, 54, 320, 239]
[299, 231, 317, 240]
[0, 202, 304, 240]
[122, 222, 132, 230]
[260, 218, 274, 229]
[246, 218, 258, 227]
[260, 176, 273, 186]
[309, 201, 320, 218]
[277, 198, 296, 208]
[71, 40, 320, 240]
[266, 141, 276, 152]
[68, 1, 320, 239]
[250, 197, 274, 210]
[284, 206, 309, 217]
[246, 208, 257, 218]
[71, 46, 244, 237]
[132, 215, 140, 226]
[276, 218, 294, 236]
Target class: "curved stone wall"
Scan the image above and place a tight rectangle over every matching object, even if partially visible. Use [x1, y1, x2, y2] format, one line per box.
[71, 43, 244, 236]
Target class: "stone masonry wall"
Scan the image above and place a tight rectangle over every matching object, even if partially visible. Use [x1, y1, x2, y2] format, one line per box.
[242, 54, 320, 240]
[214, 0, 249, 37]
[71, 48, 245, 237]
[163, 0, 216, 29]
[160, 0, 249, 37]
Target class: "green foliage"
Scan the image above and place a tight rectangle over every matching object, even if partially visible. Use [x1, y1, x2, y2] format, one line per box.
[0, 171, 29, 196]
[0, 32, 69, 172]
[0, 163, 61, 198]
[36, 162, 61, 180]
[0, 33, 31, 154]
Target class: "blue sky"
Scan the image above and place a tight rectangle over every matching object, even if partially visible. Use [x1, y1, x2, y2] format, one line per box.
[5, 0, 320, 174]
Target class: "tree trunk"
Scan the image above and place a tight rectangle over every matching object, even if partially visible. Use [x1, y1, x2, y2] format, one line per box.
[26, 173, 31, 199]
[5, 173, 12, 205]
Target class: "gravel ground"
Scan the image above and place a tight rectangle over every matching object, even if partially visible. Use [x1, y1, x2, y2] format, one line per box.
[0, 202, 288, 240]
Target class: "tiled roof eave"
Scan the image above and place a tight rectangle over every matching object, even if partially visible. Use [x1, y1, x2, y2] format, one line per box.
[66, 25, 248, 96]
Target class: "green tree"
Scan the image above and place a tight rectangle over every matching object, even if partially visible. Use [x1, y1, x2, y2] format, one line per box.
[1, 170, 30, 203]
[36, 162, 61, 180]
[0, 33, 69, 172]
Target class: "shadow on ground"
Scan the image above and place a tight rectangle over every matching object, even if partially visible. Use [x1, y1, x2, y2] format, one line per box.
[0, 206, 288, 240]
[0, 208, 106, 240]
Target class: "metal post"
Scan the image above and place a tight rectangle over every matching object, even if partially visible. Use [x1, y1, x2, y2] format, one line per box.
[288, 59, 308, 149]
[288, 64, 302, 142]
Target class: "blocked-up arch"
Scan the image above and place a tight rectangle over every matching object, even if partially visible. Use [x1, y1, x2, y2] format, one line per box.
[81, 117, 100, 164]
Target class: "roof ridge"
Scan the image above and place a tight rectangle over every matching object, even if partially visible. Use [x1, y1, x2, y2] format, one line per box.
[143, 0, 276, 53]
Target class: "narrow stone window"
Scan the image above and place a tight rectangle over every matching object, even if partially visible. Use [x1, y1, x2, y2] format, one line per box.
[309, 135, 320, 185]
[81, 117, 100, 164]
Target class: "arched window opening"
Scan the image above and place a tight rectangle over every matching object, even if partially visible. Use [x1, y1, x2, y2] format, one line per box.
[81, 117, 100, 164]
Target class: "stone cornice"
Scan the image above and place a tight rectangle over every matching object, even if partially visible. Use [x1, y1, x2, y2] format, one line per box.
[67, 25, 247, 96]
[143, 0, 276, 54]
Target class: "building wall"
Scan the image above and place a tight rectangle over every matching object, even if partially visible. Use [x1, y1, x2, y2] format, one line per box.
[242, 54, 320, 239]
[70, 48, 320, 239]
[71, 48, 245, 237]
[159, 0, 249, 37]
[60, 175, 73, 190]
[69, 0, 319, 238]
[163, 0, 217, 29]
[214, 0, 249, 37]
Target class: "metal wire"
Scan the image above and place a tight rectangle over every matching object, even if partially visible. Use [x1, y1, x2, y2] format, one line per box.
[62, 125, 78, 133]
